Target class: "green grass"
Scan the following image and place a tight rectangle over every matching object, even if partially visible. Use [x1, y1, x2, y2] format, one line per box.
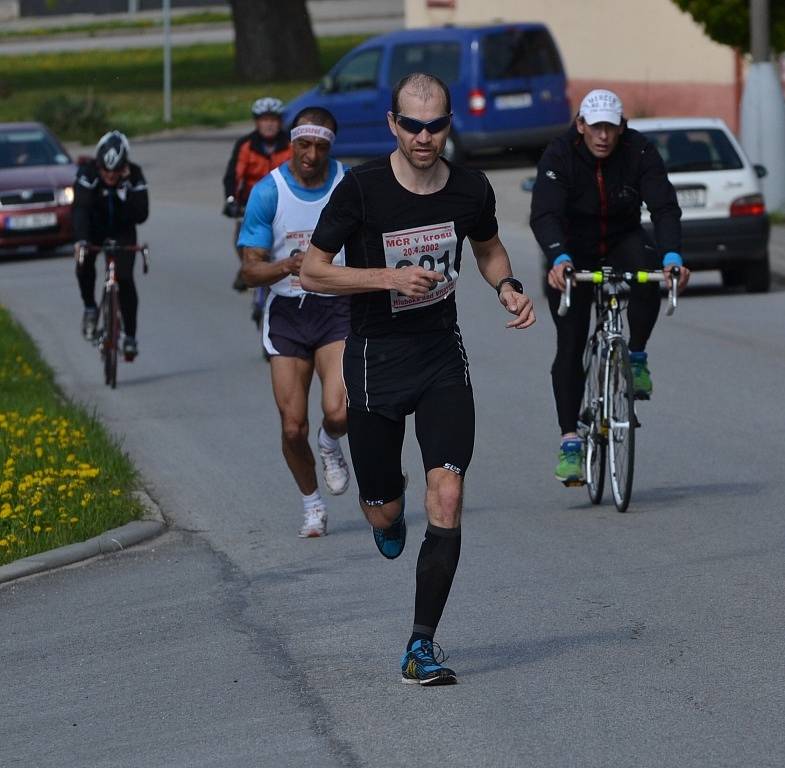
[0, 11, 232, 40]
[0, 36, 368, 139]
[769, 211, 785, 225]
[0, 305, 144, 566]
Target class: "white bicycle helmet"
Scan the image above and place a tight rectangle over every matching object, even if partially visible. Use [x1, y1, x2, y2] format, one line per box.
[251, 97, 285, 117]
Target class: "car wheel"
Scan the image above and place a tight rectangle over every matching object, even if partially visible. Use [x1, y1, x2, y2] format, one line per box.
[721, 268, 744, 289]
[744, 252, 771, 293]
[442, 134, 464, 163]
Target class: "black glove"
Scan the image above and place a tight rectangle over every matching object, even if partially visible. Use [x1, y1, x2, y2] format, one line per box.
[222, 197, 241, 218]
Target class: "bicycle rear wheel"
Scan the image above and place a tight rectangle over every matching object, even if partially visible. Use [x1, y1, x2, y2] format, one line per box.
[580, 334, 606, 504]
[103, 286, 119, 389]
[607, 339, 635, 512]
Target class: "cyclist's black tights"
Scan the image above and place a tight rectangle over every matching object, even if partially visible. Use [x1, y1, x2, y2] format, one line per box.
[76, 252, 138, 338]
[546, 230, 660, 435]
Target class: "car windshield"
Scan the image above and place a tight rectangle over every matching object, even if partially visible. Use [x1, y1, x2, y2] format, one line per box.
[642, 129, 743, 173]
[387, 42, 461, 86]
[0, 129, 70, 169]
[483, 28, 562, 79]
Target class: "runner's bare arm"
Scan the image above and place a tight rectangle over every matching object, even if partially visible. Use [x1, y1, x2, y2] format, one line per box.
[301, 243, 442, 297]
[241, 246, 301, 288]
[470, 234, 536, 329]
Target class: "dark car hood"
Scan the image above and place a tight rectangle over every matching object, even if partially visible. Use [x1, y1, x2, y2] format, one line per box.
[0, 164, 77, 192]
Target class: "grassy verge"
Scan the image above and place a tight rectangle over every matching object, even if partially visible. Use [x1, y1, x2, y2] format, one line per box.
[0, 36, 367, 140]
[0, 305, 144, 566]
[0, 10, 231, 40]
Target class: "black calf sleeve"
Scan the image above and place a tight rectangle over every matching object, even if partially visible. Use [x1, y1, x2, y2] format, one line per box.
[412, 523, 461, 638]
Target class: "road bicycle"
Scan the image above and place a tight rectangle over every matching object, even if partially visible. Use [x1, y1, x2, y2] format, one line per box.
[558, 265, 680, 512]
[77, 240, 149, 389]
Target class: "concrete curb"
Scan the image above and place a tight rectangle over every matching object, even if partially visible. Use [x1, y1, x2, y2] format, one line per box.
[0, 490, 167, 585]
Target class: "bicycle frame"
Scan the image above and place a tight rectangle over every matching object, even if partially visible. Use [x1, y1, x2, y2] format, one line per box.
[559, 265, 680, 511]
[76, 240, 150, 388]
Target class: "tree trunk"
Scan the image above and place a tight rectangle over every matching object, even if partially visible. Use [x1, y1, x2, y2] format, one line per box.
[228, 0, 321, 82]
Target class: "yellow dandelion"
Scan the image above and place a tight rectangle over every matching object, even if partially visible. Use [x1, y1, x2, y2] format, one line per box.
[33, 510, 43, 518]
[70, 516, 79, 524]
[32, 525, 41, 534]
[0, 539, 8, 548]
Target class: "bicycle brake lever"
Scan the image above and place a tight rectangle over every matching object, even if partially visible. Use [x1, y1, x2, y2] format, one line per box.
[557, 270, 573, 317]
[666, 267, 679, 316]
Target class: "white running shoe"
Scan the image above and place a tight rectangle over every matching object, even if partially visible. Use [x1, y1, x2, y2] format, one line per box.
[298, 505, 327, 538]
[317, 428, 350, 495]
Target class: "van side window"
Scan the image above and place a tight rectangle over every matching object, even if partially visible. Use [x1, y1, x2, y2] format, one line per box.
[483, 29, 562, 79]
[332, 48, 383, 92]
[387, 42, 462, 86]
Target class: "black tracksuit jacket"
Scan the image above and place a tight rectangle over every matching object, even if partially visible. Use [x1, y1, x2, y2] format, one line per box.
[530, 123, 681, 267]
[73, 159, 149, 246]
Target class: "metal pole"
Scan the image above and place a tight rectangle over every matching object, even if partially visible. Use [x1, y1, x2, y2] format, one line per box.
[163, 0, 172, 123]
[750, 0, 769, 62]
[128, 0, 139, 14]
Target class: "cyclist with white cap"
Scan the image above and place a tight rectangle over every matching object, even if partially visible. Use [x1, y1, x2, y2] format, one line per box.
[530, 88, 690, 485]
[222, 97, 291, 293]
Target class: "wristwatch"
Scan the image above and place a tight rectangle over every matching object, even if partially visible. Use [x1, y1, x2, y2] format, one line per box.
[495, 276, 524, 295]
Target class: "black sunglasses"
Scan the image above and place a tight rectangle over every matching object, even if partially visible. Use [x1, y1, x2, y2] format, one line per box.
[392, 113, 453, 135]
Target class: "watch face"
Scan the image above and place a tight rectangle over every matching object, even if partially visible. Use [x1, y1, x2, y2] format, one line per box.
[498, 277, 523, 294]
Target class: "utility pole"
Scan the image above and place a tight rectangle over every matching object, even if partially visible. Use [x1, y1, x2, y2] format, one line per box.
[163, 0, 172, 123]
[740, 0, 785, 212]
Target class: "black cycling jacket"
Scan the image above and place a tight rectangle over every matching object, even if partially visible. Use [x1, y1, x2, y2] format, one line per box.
[73, 159, 149, 245]
[530, 123, 681, 267]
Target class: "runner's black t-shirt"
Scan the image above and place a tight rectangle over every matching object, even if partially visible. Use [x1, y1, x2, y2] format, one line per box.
[310, 156, 498, 337]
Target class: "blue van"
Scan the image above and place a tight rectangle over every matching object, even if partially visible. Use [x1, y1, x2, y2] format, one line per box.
[283, 24, 571, 161]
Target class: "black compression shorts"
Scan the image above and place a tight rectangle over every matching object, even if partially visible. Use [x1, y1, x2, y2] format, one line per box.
[343, 329, 475, 505]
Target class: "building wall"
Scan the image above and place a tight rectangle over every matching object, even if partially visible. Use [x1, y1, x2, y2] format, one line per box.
[406, 0, 743, 131]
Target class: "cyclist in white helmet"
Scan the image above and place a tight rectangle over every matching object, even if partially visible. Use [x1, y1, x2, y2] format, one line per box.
[222, 97, 291, 295]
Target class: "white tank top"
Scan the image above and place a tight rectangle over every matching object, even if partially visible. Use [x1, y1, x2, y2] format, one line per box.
[269, 162, 346, 298]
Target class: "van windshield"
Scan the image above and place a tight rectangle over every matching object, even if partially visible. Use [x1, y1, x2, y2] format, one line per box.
[387, 42, 462, 86]
[483, 28, 562, 79]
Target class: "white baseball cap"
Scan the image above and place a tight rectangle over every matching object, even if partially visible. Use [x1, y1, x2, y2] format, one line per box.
[579, 89, 623, 126]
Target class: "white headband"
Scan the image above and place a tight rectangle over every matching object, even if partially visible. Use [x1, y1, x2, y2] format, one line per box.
[291, 124, 335, 144]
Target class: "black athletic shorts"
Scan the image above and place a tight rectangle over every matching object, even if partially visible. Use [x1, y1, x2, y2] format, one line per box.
[263, 293, 350, 359]
[343, 328, 475, 505]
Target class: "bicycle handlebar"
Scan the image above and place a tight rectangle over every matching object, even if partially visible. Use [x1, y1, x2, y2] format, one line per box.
[557, 266, 680, 317]
[76, 241, 150, 273]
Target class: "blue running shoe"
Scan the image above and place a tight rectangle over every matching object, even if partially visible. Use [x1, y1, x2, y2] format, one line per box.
[372, 506, 406, 560]
[400, 639, 457, 686]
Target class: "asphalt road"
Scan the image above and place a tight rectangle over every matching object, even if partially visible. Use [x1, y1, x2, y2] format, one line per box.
[1, 136, 784, 768]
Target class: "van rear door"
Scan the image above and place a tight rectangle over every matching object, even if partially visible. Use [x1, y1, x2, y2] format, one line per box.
[479, 26, 570, 135]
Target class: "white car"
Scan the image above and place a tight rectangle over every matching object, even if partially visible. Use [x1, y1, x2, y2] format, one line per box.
[629, 116, 770, 292]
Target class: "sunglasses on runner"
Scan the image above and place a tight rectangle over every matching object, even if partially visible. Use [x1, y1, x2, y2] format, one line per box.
[392, 113, 453, 135]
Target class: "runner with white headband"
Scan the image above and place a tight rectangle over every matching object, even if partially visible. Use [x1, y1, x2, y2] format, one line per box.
[291, 124, 336, 144]
[237, 106, 351, 539]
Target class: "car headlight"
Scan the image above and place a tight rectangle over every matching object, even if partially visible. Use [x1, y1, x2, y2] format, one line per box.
[56, 186, 74, 205]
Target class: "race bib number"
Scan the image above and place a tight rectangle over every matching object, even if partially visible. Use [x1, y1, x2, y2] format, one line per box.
[284, 229, 312, 290]
[383, 221, 458, 313]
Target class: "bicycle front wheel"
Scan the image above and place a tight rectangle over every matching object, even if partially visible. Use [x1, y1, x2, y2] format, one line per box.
[103, 286, 119, 389]
[607, 339, 635, 512]
[580, 333, 605, 504]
